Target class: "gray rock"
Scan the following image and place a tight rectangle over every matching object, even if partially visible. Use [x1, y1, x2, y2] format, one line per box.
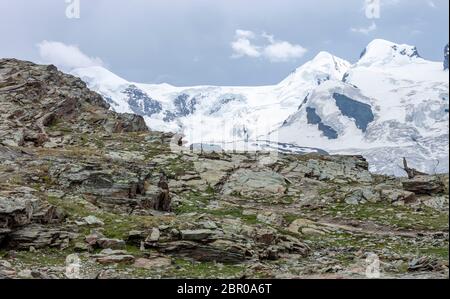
[221, 168, 288, 198]
[96, 255, 135, 265]
[96, 238, 126, 250]
[381, 189, 416, 204]
[181, 229, 219, 241]
[402, 175, 445, 195]
[133, 257, 171, 269]
[0, 197, 33, 228]
[145, 228, 161, 243]
[6, 225, 74, 249]
[83, 215, 104, 226]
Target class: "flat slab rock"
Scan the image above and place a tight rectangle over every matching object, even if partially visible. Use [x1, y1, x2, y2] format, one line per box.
[221, 168, 288, 197]
[95, 249, 135, 264]
[402, 176, 445, 195]
[96, 255, 135, 265]
[0, 197, 33, 228]
[180, 229, 220, 241]
[133, 257, 171, 269]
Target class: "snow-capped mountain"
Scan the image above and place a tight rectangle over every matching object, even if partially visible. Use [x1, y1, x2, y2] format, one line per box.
[273, 39, 449, 175]
[72, 50, 351, 147]
[71, 39, 449, 176]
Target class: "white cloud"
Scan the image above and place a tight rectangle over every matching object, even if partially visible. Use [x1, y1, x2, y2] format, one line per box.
[231, 31, 261, 58]
[427, 0, 436, 8]
[351, 22, 377, 35]
[263, 41, 307, 62]
[37, 40, 104, 70]
[230, 29, 307, 62]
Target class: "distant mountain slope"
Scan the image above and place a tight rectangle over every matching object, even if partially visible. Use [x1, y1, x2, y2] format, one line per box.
[70, 39, 449, 176]
[273, 40, 449, 175]
[71, 51, 351, 144]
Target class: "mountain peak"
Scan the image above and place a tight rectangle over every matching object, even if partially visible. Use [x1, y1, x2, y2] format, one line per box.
[280, 51, 351, 85]
[358, 39, 421, 66]
[312, 51, 335, 61]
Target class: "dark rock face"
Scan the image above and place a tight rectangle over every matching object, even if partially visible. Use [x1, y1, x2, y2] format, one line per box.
[360, 44, 421, 59]
[209, 96, 238, 114]
[7, 225, 74, 250]
[306, 107, 338, 139]
[123, 85, 162, 117]
[444, 43, 449, 71]
[164, 94, 197, 122]
[332, 93, 374, 132]
[316, 74, 330, 85]
[391, 45, 421, 58]
[113, 113, 148, 133]
[359, 48, 367, 59]
[342, 73, 350, 83]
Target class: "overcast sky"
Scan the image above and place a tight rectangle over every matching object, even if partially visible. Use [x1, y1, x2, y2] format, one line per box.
[0, 0, 448, 86]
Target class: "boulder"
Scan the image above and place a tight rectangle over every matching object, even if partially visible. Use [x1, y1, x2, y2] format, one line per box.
[402, 176, 445, 195]
[95, 249, 135, 264]
[83, 216, 104, 226]
[253, 229, 277, 246]
[180, 229, 219, 242]
[381, 189, 416, 204]
[6, 225, 74, 249]
[96, 255, 135, 265]
[96, 238, 126, 250]
[256, 212, 284, 226]
[157, 240, 248, 264]
[133, 257, 171, 269]
[221, 168, 288, 198]
[145, 228, 161, 244]
[0, 260, 16, 279]
[0, 197, 33, 228]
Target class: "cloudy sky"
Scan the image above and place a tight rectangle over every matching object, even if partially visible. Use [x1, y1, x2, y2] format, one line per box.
[0, 0, 448, 86]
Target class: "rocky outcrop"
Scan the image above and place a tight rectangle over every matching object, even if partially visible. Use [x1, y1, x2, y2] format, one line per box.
[136, 223, 310, 264]
[0, 58, 147, 148]
[0, 187, 66, 248]
[445, 43, 449, 71]
[402, 175, 445, 195]
[6, 225, 74, 250]
[220, 168, 288, 198]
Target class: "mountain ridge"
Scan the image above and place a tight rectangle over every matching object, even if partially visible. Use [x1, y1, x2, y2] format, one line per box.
[69, 39, 449, 176]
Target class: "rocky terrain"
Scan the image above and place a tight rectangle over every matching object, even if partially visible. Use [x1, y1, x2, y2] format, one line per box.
[0, 58, 448, 279]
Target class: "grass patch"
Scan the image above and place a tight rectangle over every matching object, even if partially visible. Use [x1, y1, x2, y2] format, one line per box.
[320, 202, 449, 231]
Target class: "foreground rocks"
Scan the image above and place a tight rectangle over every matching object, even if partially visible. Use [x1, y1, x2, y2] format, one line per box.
[402, 175, 445, 195]
[0, 59, 448, 279]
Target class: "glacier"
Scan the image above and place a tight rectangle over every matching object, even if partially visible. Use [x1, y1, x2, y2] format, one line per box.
[70, 39, 449, 176]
